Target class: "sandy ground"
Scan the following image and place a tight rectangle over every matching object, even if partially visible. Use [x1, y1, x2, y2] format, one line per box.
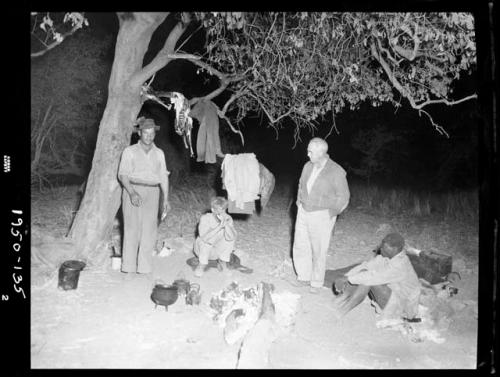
[30, 181, 478, 369]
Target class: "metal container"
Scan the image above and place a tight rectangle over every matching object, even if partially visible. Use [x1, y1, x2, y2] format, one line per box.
[58, 260, 86, 290]
[173, 279, 191, 296]
[151, 284, 178, 311]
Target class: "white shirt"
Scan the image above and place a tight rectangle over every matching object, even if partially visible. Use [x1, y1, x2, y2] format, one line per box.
[306, 158, 327, 193]
[118, 142, 169, 189]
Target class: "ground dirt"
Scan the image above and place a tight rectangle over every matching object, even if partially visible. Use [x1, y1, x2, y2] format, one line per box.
[30, 178, 478, 369]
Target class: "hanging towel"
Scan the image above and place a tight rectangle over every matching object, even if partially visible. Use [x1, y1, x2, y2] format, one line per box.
[222, 153, 261, 210]
[190, 99, 224, 164]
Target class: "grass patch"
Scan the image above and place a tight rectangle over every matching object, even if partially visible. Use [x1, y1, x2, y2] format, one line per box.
[165, 174, 214, 238]
[349, 183, 478, 223]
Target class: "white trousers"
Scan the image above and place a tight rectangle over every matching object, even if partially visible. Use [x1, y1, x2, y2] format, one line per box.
[121, 185, 159, 273]
[292, 205, 337, 287]
[193, 232, 234, 265]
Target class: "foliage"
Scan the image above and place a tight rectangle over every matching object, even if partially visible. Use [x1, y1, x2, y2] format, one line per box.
[191, 12, 476, 137]
[31, 30, 112, 187]
[31, 12, 89, 57]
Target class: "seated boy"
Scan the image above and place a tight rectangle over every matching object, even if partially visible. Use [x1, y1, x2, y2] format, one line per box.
[334, 233, 421, 324]
[193, 197, 237, 277]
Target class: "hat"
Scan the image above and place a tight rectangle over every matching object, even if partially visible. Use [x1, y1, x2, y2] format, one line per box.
[381, 233, 405, 251]
[133, 116, 160, 132]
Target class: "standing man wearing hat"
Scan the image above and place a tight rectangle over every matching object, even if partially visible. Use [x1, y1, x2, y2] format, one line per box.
[291, 137, 350, 293]
[118, 117, 170, 277]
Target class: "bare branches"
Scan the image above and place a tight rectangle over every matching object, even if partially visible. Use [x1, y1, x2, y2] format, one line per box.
[133, 12, 192, 86]
[247, 91, 293, 125]
[413, 94, 478, 109]
[417, 109, 449, 137]
[221, 91, 247, 115]
[324, 110, 339, 139]
[213, 105, 245, 145]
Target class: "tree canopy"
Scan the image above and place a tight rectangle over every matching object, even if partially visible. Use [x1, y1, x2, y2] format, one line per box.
[188, 12, 476, 138]
[32, 12, 477, 140]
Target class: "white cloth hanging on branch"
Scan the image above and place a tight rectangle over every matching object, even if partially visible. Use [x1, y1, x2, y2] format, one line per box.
[222, 153, 261, 209]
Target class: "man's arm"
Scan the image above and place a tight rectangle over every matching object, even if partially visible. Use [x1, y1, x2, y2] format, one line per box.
[118, 149, 141, 206]
[347, 259, 406, 286]
[295, 165, 307, 208]
[328, 171, 350, 218]
[118, 175, 142, 207]
[198, 216, 224, 244]
[221, 214, 237, 241]
[345, 260, 370, 277]
[158, 151, 170, 214]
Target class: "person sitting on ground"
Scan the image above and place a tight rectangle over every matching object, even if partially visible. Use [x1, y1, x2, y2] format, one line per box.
[334, 233, 421, 324]
[193, 197, 237, 277]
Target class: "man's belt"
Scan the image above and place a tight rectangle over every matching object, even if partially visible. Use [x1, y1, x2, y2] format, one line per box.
[130, 181, 159, 187]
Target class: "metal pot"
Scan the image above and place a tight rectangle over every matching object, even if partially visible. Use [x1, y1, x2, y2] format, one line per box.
[173, 279, 191, 296]
[151, 284, 178, 311]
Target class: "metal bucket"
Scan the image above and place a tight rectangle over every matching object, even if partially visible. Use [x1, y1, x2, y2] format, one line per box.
[58, 260, 86, 290]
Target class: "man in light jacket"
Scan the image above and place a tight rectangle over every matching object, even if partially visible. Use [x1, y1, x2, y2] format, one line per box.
[334, 233, 421, 325]
[291, 138, 350, 293]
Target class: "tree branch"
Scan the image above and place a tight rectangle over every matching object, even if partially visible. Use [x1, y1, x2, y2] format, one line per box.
[390, 22, 420, 61]
[414, 94, 478, 108]
[140, 86, 174, 109]
[141, 84, 245, 145]
[183, 57, 245, 105]
[417, 109, 449, 137]
[370, 39, 476, 137]
[247, 91, 293, 124]
[132, 13, 192, 86]
[189, 77, 229, 106]
[212, 104, 245, 146]
[221, 90, 247, 115]
[31, 20, 84, 58]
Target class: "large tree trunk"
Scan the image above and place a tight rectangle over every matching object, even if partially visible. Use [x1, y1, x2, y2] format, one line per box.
[68, 13, 168, 263]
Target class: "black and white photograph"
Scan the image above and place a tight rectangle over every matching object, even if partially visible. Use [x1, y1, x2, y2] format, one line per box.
[25, 10, 496, 370]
